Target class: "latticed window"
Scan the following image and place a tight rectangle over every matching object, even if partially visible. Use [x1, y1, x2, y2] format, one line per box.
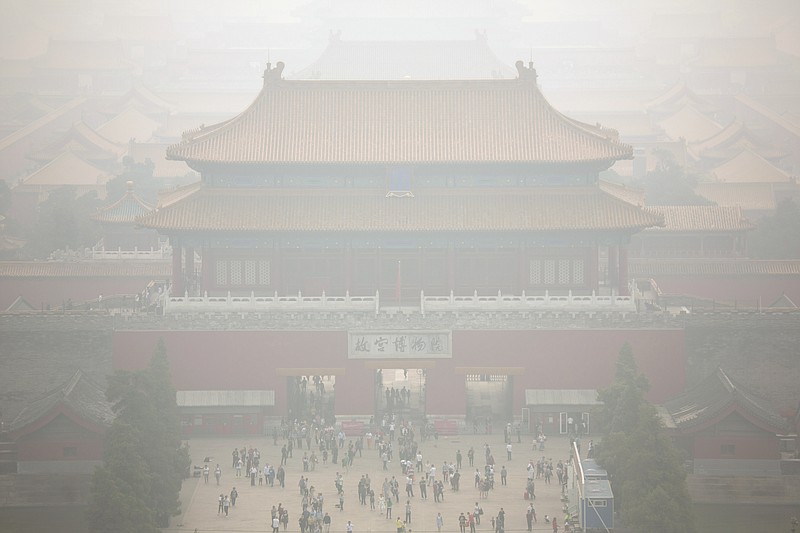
[259, 260, 271, 285]
[543, 259, 556, 284]
[244, 260, 257, 285]
[216, 260, 228, 286]
[558, 259, 571, 285]
[529, 259, 542, 285]
[229, 260, 242, 285]
[573, 259, 585, 284]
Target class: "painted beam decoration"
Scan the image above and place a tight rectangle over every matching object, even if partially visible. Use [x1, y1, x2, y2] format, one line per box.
[348, 331, 452, 359]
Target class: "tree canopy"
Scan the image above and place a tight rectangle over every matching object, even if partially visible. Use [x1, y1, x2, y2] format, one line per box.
[88, 339, 190, 533]
[748, 198, 800, 259]
[594, 343, 695, 533]
[636, 150, 713, 206]
[24, 186, 102, 259]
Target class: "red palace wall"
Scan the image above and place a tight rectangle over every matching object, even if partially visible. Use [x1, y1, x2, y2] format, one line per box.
[113, 328, 685, 417]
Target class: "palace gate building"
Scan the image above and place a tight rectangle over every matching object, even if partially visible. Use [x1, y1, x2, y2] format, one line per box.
[116, 61, 684, 435]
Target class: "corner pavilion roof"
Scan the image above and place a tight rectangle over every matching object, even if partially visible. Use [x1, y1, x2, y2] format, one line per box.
[167, 61, 633, 167]
[92, 182, 154, 224]
[137, 186, 664, 233]
[662, 368, 789, 434]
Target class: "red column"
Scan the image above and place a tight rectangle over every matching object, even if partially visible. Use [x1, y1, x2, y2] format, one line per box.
[607, 245, 618, 290]
[200, 247, 211, 293]
[447, 246, 455, 293]
[185, 246, 195, 295]
[172, 241, 184, 295]
[587, 245, 599, 292]
[618, 245, 629, 296]
[344, 246, 352, 294]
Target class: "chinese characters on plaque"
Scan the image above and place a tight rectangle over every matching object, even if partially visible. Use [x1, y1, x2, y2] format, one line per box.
[348, 331, 452, 359]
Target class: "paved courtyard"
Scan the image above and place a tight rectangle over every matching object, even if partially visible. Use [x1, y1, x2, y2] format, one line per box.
[167, 430, 578, 532]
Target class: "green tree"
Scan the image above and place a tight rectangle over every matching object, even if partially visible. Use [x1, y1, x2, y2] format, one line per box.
[594, 343, 695, 533]
[25, 186, 102, 259]
[637, 150, 712, 206]
[748, 198, 800, 259]
[89, 339, 189, 532]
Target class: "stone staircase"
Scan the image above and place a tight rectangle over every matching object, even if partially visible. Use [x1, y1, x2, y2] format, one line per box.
[687, 474, 800, 505]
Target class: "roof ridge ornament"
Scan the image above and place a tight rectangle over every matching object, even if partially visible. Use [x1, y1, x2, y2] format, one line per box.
[263, 61, 285, 86]
[515, 60, 538, 82]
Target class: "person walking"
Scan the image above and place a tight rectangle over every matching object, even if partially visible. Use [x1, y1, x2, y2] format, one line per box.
[459, 512, 467, 533]
[346, 521, 354, 533]
[215, 464, 222, 485]
[272, 515, 280, 533]
[405, 500, 412, 524]
[436, 512, 444, 532]
[323, 512, 331, 533]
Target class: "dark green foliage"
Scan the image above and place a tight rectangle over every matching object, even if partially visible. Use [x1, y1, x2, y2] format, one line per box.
[594, 343, 695, 533]
[637, 150, 713, 206]
[88, 339, 189, 532]
[748, 198, 800, 259]
[25, 186, 102, 259]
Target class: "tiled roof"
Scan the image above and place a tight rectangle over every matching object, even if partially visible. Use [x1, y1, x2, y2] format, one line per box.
[137, 186, 664, 233]
[644, 82, 717, 116]
[599, 179, 646, 206]
[19, 151, 111, 187]
[27, 120, 124, 164]
[92, 183, 154, 223]
[126, 142, 195, 179]
[734, 94, 800, 138]
[657, 105, 724, 143]
[0, 261, 171, 278]
[688, 121, 786, 162]
[710, 149, 792, 184]
[629, 259, 800, 276]
[642, 206, 754, 233]
[167, 61, 633, 166]
[662, 368, 789, 433]
[9, 370, 114, 435]
[96, 106, 160, 145]
[291, 35, 517, 80]
[695, 183, 777, 211]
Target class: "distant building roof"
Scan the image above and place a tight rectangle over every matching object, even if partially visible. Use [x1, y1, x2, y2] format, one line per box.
[710, 149, 793, 184]
[27, 120, 124, 165]
[657, 105, 724, 143]
[662, 367, 789, 433]
[644, 82, 718, 117]
[18, 150, 112, 188]
[9, 370, 114, 436]
[92, 182, 154, 224]
[137, 186, 664, 234]
[34, 40, 134, 71]
[688, 120, 786, 162]
[695, 182, 777, 212]
[291, 34, 516, 80]
[126, 142, 195, 179]
[96, 107, 161, 145]
[167, 61, 633, 166]
[641, 206, 754, 233]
